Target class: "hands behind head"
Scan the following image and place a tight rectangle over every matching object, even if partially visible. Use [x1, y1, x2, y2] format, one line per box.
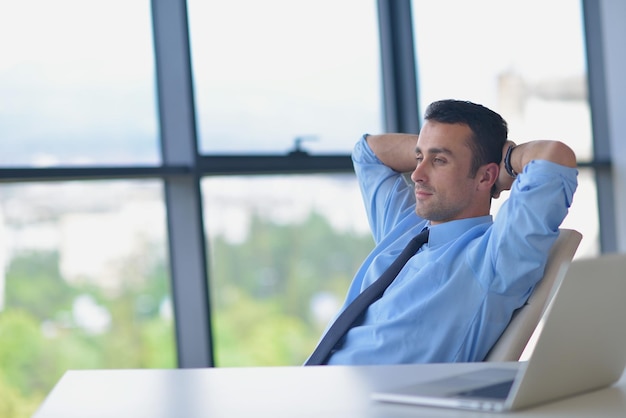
[492, 141, 517, 199]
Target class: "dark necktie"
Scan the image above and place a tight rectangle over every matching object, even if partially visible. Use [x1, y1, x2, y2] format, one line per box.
[305, 228, 429, 366]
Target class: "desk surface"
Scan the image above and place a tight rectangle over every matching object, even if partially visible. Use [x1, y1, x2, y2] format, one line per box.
[34, 362, 626, 418]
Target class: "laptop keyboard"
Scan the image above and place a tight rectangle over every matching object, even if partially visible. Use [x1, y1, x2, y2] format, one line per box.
[454, 379, 514, 400]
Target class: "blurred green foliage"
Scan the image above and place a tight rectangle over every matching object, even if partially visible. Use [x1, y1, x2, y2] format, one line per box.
[0, 211, 372, 417]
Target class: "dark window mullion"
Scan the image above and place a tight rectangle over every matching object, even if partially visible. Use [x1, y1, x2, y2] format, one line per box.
[582, 0, 618, 253]
[152, 0, 214, 368]
[198, 155, 353, 175]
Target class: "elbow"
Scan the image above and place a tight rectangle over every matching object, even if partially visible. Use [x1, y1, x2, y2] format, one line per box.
[544, 141, 577, 168]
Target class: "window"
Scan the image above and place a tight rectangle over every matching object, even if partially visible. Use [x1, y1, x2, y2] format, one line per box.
[412, 0, 597, 257]
[188, 0, 382, 155]
[0, 1, 158, 166]
[0, 2, 171, 416]
[202, 174, 372, 365]
[0, 181, 174, 416]
[188, 0, 383, 365]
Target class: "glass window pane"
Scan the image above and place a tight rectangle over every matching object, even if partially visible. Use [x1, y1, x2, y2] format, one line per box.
[202, 174, 373, 366]
[412, 0, 597, 257]
[188, 0, 382, 155]
[413, 0, 590, 158]
[0, 181, 174, 416]
[561, 168, 599, 258]
[0, 1, 159, 167]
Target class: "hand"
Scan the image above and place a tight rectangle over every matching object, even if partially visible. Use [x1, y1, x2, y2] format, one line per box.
[492, 140, 517, 199]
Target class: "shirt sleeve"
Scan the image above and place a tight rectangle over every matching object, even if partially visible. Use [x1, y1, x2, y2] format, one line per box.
[352, 135, 421, 243]
[482, 159, 578, 294]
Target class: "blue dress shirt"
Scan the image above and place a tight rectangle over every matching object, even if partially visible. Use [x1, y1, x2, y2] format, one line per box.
[324, 135, 578, 365]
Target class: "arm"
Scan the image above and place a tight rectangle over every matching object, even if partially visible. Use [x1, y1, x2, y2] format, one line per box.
[493, 140, 577, 198]
[509, 140, 577, 169]
[365, 133, 419, 173]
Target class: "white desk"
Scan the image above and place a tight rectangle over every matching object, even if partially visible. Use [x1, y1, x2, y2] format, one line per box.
[34, 362, 626, 417]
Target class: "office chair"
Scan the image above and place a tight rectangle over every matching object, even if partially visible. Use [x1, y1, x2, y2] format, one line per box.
[484, 228, 583, 362]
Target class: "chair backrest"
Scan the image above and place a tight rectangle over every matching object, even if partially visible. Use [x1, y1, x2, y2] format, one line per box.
[484, 228, 583, 362]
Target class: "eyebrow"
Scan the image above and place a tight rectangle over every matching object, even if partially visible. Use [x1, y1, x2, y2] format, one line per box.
[415, 146, 454, 156]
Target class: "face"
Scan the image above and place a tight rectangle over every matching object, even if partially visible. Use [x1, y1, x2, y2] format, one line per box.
[410, 121, 494, 224]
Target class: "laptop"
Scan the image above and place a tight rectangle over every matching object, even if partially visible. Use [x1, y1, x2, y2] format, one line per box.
[372, 254, 626, 412]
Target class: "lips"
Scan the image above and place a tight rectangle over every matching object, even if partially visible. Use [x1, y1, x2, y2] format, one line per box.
[415, 186, 433, 199]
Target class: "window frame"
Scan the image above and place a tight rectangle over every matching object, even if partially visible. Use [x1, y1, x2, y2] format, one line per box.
[0, 0, 611, 368]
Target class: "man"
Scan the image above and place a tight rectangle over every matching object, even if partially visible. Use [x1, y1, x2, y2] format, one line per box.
[307, 99, 577, 365]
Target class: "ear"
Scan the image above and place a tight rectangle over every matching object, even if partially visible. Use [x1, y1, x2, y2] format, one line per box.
[477, 162, 499, 193]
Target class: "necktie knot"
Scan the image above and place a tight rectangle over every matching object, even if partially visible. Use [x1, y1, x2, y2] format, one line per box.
[406, 228, 430, 254]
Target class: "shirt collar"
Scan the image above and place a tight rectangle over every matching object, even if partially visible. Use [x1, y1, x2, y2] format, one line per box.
[426, 215, 492, 248]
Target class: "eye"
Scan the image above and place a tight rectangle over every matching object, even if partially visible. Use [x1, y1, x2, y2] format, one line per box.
[415, 156, 424, 164]
[433, 157, 446, 164]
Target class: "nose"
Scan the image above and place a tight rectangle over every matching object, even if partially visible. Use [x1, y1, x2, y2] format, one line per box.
[410, 161, 426, 184]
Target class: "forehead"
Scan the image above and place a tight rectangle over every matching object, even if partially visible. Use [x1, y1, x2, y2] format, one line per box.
[416, 121, 473, 154]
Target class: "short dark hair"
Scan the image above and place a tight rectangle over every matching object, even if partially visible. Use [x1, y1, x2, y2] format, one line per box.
[423, 99, 508, 177]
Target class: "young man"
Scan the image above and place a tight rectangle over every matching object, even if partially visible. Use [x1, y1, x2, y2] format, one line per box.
[308, 99, 577, 365]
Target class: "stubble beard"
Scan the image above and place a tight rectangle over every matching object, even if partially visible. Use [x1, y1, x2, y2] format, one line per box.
[414, 193, 466, 224]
